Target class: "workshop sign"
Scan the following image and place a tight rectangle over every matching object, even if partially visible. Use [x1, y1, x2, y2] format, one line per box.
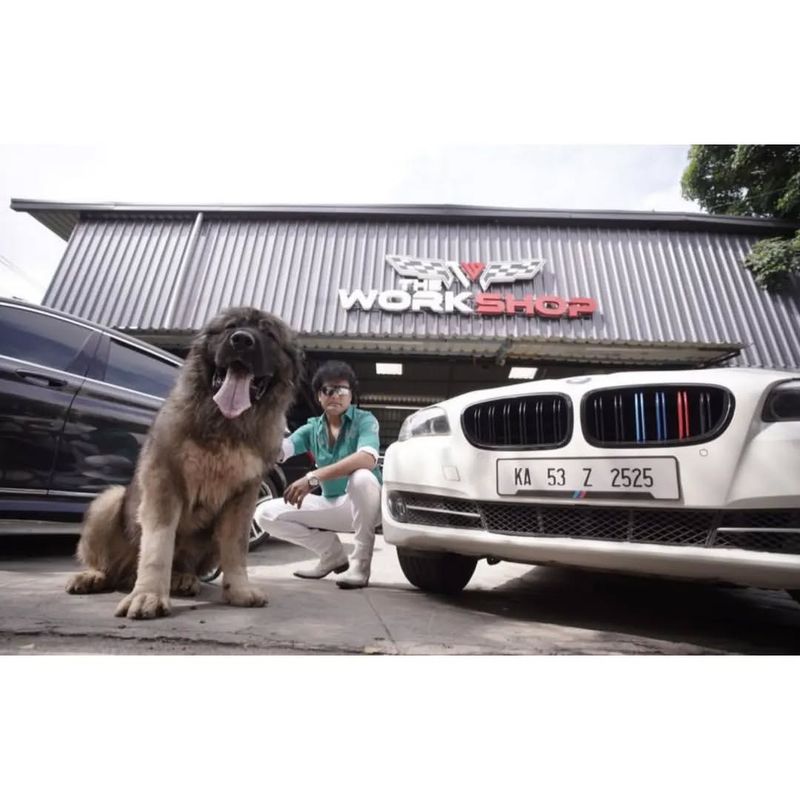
[338, 255, 597, 318]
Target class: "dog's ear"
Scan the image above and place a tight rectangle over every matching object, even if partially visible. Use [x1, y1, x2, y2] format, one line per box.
[185, 326, 216, 386]
[189, 328, 213, 363]
[258, 313, 304, 388]
[189, 328, 206, 352]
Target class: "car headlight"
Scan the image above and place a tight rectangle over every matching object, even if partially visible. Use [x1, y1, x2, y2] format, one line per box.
[763, 380, 800, 421]
[398, 407, 451, 441]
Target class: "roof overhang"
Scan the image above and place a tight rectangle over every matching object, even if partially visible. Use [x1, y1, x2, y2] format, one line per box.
[297, 335, 741, 367]
[11, 198, 800, 242]
[132, 329, 741, 368]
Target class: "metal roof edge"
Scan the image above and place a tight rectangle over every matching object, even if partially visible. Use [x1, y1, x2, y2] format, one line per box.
[131, 329, 740, 368]
[130, 328, 741, 350]
[11, 198, 800, 238]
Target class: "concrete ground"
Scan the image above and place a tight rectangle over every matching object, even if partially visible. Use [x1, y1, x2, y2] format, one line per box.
[1, 533, 799, 655]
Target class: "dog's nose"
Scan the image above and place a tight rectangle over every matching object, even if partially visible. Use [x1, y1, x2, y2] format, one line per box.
[230, 330, 256, 351]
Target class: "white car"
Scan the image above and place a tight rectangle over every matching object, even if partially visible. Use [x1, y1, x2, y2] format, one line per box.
[381, 368, 800, 604]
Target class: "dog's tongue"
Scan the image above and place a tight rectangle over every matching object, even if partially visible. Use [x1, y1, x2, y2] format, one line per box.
[213, 370, 253, 419]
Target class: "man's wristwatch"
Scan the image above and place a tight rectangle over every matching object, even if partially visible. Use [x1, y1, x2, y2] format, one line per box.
[306, 472, 321, 489]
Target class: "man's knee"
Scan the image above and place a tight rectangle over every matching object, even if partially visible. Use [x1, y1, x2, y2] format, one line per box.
[347, 469, 379, 494]
[347, 470, 381, 521]
[254, 496, 287, 524]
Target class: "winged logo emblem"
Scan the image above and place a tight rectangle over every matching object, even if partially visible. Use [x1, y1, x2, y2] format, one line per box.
[385, 256, 461, 289]
[478, 259, 544, 291]
[386, 255, 544, 291]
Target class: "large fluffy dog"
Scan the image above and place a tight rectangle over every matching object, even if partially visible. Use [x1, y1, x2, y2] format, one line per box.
[66, 306, 302, 619]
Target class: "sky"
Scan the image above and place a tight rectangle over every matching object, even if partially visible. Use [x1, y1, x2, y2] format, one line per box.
[2, 2, 794, 307]
[0, 143, 699, 303]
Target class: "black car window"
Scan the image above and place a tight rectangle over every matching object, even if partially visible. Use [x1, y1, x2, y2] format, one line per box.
[104, 339, 179, 398]
[0, 304, 95, 374]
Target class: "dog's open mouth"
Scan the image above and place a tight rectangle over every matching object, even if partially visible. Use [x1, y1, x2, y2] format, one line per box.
[212, 366, 271, 419]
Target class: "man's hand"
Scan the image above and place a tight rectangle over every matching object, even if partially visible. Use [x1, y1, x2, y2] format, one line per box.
[283, 477, 313, 509]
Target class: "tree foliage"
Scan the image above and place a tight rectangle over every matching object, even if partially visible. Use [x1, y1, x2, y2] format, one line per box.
[681, 145, 800, 290]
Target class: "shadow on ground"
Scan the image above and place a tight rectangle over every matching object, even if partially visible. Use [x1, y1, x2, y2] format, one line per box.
[0, 535, 78, 559]
[0, 534, 308, 567]
[424, 565, 800, 655]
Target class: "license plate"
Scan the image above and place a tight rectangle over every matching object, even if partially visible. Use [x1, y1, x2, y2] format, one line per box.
[496, 457, 680, 500]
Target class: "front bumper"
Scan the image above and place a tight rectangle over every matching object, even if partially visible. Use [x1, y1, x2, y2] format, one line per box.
[381, 495, 800, 591]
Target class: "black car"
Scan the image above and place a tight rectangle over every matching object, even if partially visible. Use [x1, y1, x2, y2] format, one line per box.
[0, 297, 313, 547]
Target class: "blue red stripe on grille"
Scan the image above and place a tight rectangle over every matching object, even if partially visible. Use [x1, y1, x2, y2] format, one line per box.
[583, 385, 733, 447]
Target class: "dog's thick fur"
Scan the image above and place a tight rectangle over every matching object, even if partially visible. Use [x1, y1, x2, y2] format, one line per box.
[65, 307, 302, 619]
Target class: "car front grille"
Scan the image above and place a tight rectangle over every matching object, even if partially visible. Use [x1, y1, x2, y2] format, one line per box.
[461, 394, 571, 449]
[582, 385, 734, 447]
[389, 492, 800, 556]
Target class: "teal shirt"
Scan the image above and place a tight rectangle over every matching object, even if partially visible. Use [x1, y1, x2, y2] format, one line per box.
[288, 405, 382, 498]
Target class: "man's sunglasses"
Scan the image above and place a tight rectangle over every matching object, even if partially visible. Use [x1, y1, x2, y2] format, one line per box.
[319, 385, 351, 397]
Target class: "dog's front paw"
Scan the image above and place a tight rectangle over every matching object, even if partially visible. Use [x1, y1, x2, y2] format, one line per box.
[66, 569, 109, 594]
[115, 591, 171, 619]
[223, 584, 267, 607]
[170, 572, 200, 597]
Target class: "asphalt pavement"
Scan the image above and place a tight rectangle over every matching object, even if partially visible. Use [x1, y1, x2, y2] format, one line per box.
[1, 532, 799, 655]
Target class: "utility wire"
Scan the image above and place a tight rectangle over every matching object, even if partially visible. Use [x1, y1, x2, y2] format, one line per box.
[0, 254, 43, 288]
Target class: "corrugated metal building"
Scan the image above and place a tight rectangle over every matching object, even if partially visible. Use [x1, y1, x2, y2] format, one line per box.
[11, 200, 800, 420]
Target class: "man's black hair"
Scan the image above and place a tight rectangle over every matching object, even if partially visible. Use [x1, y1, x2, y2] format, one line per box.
[311, 360, 359, 403]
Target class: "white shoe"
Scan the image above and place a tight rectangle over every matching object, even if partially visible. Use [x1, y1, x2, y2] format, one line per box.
[293, 548, 349, 580]
[335, 559, 371, 589]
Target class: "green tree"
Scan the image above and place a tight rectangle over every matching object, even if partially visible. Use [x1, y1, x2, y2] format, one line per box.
[681, 145, 800, 290]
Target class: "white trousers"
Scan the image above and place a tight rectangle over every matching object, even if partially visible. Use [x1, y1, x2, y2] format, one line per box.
[254, 469, 382, 563]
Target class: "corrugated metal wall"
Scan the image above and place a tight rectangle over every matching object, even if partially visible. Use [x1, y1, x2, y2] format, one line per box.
[44, 214, 800, 369]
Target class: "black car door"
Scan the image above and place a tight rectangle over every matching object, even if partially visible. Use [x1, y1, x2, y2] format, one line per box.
[51, 335, 180, 495]
[0, 303, 99, 495]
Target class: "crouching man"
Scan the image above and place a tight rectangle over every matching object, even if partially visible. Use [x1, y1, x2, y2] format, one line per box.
[253, 360, 382, 589]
